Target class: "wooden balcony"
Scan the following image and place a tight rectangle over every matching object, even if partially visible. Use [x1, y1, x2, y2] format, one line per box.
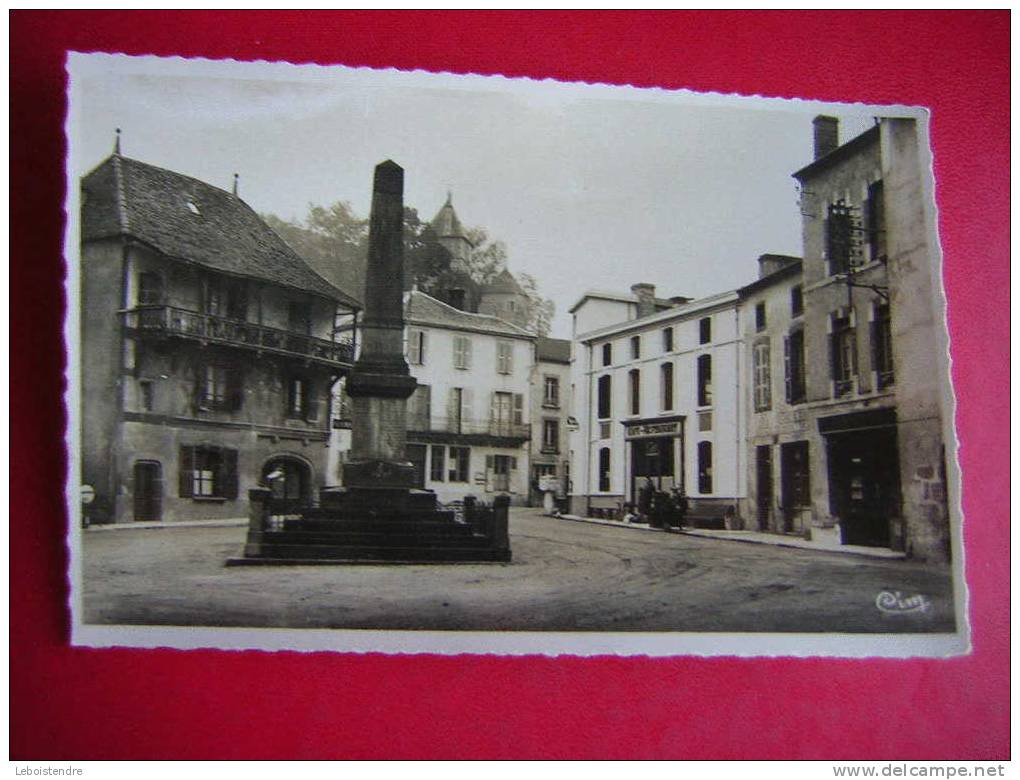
[123, 305, 355, 368]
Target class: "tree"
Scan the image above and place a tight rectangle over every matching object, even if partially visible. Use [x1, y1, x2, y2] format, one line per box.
[264, 203, 555, 335]
[516, 271, 556, 337]
[463, 227, 508, 284]
[262, 201, 367, 299]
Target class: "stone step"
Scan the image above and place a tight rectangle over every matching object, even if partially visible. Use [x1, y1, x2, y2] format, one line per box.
[260, 530, 489, 548]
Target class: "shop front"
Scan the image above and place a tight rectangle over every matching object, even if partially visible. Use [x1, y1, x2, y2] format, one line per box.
[623, 415, 685, 508]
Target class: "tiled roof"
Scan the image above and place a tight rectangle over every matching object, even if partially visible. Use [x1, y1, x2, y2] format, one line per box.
[406, 290, 534, 338]
[480, 268, 526, 296]
[536, 336, 570, 364]
[80, 155, 361, 310]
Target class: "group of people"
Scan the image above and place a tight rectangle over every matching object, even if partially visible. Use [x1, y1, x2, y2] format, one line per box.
[622, 478, 688, 529]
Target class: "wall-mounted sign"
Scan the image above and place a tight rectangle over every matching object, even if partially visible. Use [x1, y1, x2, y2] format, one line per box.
[625, 421, 681, 439]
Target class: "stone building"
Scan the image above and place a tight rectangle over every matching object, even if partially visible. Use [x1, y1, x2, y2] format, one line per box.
[740, 115, 951, 560]
[79, 151, 360, 524]
[568, 284, 745, 523]
[400, 290, 535, 505]
[528, 336, 572, 506]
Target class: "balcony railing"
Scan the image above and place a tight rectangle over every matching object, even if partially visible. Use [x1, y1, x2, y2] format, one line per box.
[407, 415, 530, 440]
[123, 305, 355, 366]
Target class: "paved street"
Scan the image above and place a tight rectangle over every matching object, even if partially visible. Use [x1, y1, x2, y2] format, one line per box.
[81, 507, 955, 632]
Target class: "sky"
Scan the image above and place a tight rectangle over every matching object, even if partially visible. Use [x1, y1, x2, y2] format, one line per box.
[68, 55, 890, 338]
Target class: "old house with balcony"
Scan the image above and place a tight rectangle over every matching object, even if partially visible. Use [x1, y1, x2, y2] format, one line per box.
[79, 151, 360, 524]
[568, 284, 746, 524]
[528, 336, 572, 507]
[401, 290, 535, 504]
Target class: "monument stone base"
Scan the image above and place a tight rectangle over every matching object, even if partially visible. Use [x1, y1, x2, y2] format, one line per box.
[228, 488, 512, 565]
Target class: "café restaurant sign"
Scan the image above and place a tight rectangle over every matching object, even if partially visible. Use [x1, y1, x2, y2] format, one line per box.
[624, 417, 683, 439]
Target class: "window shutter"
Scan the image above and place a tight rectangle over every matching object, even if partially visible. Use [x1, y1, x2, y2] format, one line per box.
[464, 338, 472, 368]
[221, 448, 239, 500]
[447, 388, 458, 424]
[419, 331, 427, 365]
[784, 336, 792, 403]
[489, 391, 497, 422]
[461, 388, 472, 422]
[194, 362, 205, 410]
[179, 445, 194, 498]
[829, 331, 839, 380]
[510, 456, 518, 470]
[513, 393, 524, 424]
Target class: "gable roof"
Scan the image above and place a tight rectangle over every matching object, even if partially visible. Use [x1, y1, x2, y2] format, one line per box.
[536, 336, 570, 364]
[480, 268, 526, 296]
[406, 290, 534, 339]
[81, 154, 361, 310]
[792, 124, 880, 181]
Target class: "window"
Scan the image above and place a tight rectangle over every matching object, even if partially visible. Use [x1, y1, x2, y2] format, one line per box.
[755, 302, 767, 332]
[599, 421, 611, 440]
[287, 301, 310, 334]
[662, 327, 674, 352]
[660, 362, 674, 411]
[543, 376, 560, 408]
[630, 336, 641, 360]
[138, 272, 164, 305]
[598, 447, 611, 492]
[830, 313, 857, 397]
[699, 317, 711, 344]
[698, 411, 712, 432]
[542, 419, 560, 453]
[784, 329, 806, 404]
[780, 441, 810, 509]
[407, 328, 426, 365]
[139, 380, 154, 412]
[496, 341, 513, 375]
[453, 335, 472, 369]
[199, 364, 241, 411]
[697, 441, 713, 494]
[791, 285, 804, 317]
[179, 445, 238, 500]
[826, 200, 856, 276]
[628, 369, 641, 415]
[205, 281, 225, 317]
[597, 374, 612, 419]
[602, 343, 613, 366]
[449, 447, 470, 483]
[430, 445, 446, 482]
[872, 303, 894, 389]
[753, 341, 772, 412]
[507, 300, 517, 313]
[697, 354, 712, 407]
[866, 180, 886, 262]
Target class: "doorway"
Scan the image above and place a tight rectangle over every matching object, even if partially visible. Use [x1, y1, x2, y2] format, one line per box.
[826, 427, 900, 547]
[262, 457, 312, 509]
[133, 461, 162, 522]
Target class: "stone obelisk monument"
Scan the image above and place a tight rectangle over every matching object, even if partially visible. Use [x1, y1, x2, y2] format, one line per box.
[342, 160, 419, 501]
[232, 160, 510, 563]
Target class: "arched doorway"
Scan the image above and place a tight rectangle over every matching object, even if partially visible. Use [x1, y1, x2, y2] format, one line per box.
[261, 456, 313, 509]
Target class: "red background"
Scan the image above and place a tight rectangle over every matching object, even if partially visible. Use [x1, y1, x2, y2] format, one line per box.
[10, 11, 1010, 760]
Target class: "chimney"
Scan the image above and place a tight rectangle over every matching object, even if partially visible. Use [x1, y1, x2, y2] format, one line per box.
[813, 115, 839, 160]
[757, 253, 798, 279]
[631, 283, 656, 318]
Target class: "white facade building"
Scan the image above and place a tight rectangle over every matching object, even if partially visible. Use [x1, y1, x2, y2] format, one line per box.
[568, 284, 746, 526]
[402, 290, 535, 505]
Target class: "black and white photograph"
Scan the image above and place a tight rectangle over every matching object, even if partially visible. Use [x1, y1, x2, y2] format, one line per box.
[66, 54, 966, 656]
